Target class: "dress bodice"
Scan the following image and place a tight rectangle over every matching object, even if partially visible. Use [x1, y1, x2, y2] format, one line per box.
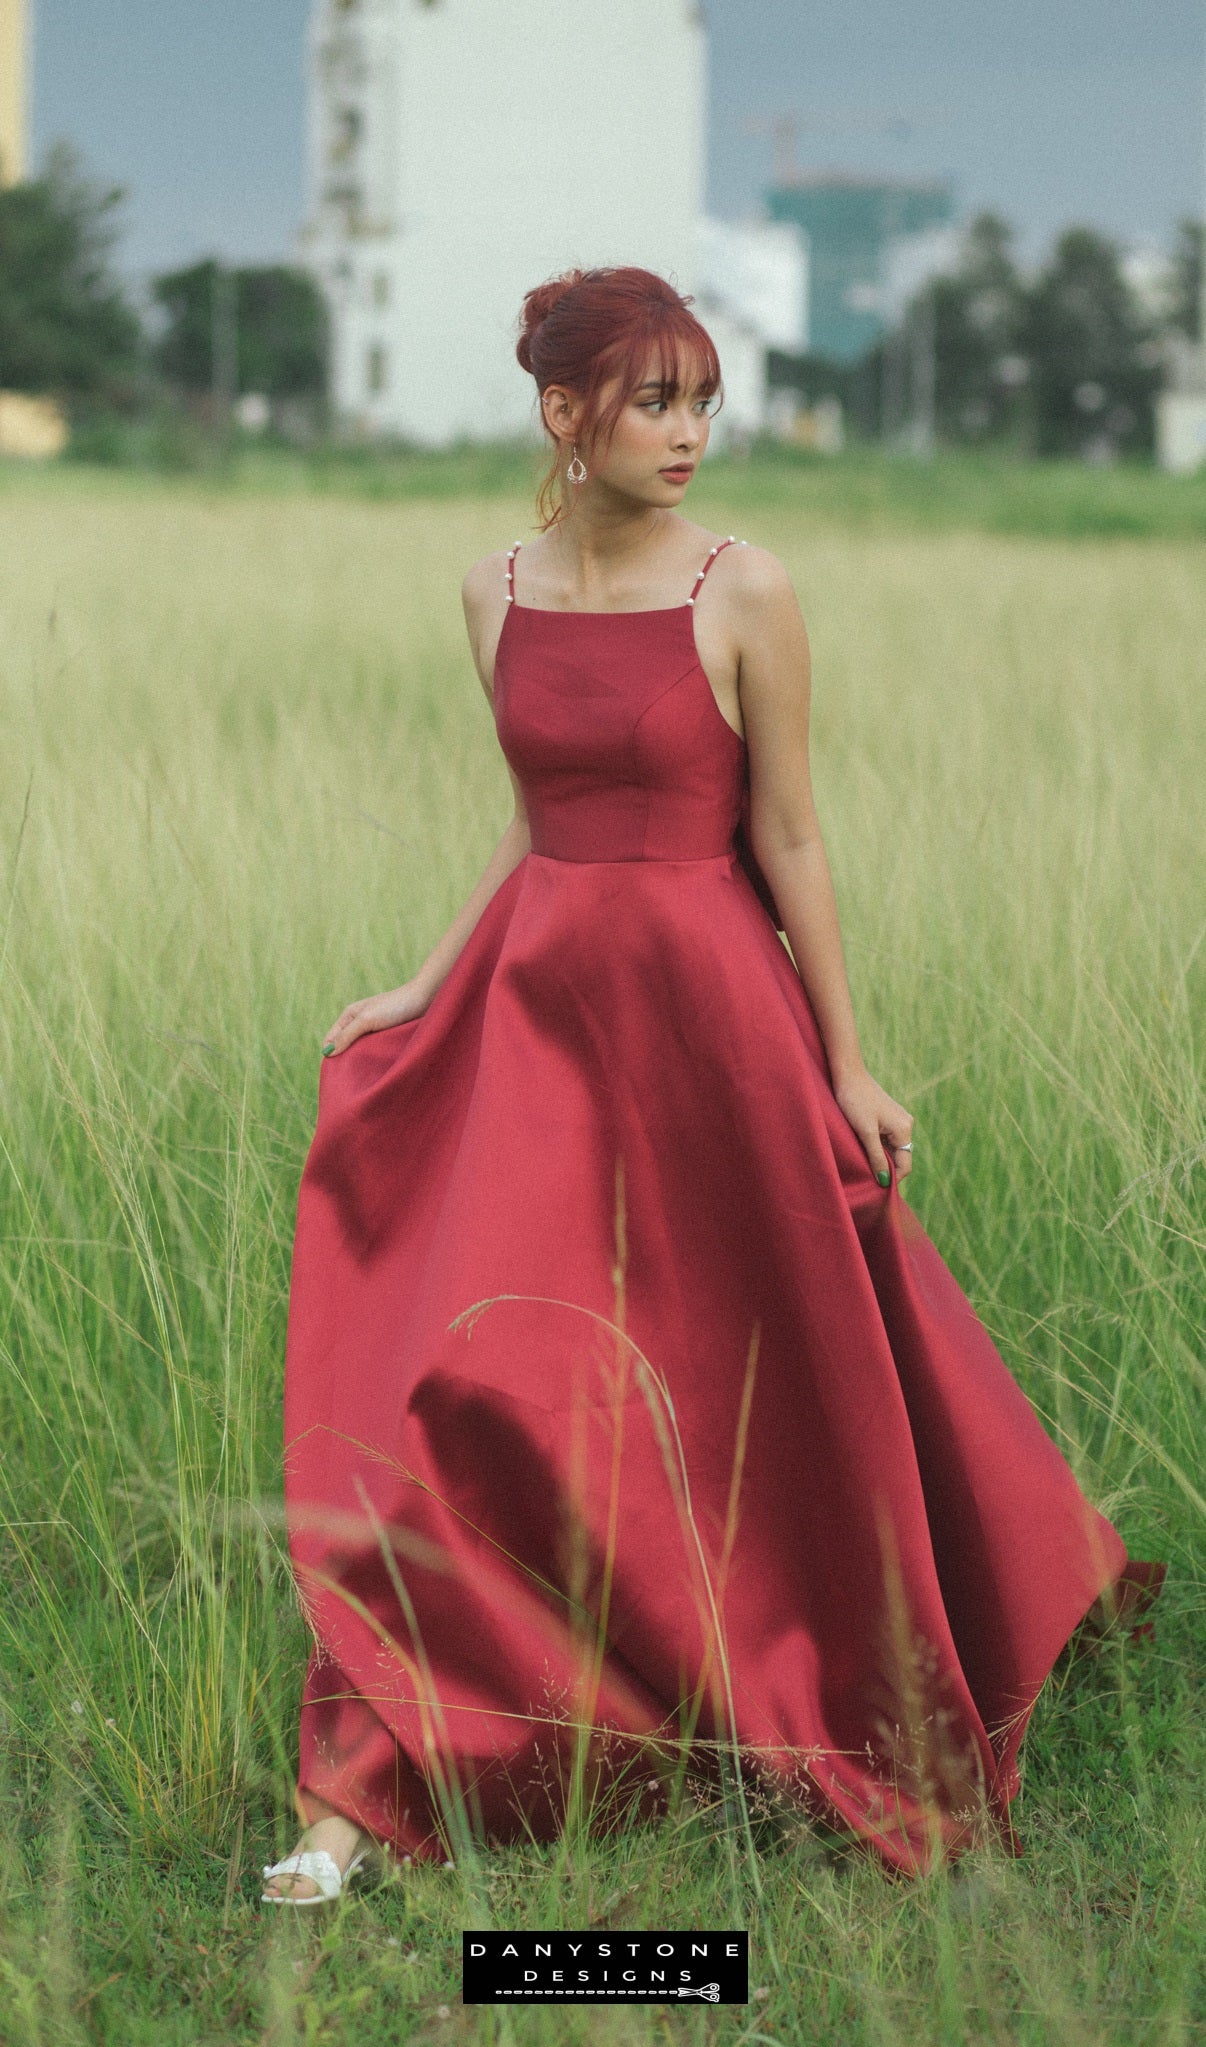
[492, 536, 783, 927]
[493, 600, 747, 864]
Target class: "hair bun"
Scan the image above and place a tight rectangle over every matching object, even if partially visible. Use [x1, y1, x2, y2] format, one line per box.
[516, 269, 588, 375]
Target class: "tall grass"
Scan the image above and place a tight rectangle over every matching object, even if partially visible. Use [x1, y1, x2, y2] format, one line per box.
[0, 477, 1201, 2042]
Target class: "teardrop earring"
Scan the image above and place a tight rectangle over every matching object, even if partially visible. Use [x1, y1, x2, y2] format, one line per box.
[566, 443, 587, 483]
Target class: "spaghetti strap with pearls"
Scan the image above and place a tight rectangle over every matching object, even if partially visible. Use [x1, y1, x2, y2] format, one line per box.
[687, 534, 745, 605]
[505, 535, 747, 610]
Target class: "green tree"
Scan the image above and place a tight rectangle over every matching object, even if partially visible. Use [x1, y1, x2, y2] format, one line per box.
[151, 260, 328, 400]
[1168, 218, 1204, 343]
[929, 213, 1029, 445]
[1021, 228, 1159, 458]
[0, 142, 141, 398]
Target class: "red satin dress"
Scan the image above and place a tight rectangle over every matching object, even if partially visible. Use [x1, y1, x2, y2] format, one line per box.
[282, 536, 1162, 1877]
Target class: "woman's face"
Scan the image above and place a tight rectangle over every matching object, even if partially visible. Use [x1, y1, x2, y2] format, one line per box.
[547, 353, 718, 508]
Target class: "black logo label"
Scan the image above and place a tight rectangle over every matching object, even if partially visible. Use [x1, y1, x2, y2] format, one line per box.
[463, 1930, 748, 2004]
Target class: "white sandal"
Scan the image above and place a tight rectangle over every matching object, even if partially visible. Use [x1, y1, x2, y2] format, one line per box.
[261, 1839, 374, 1907]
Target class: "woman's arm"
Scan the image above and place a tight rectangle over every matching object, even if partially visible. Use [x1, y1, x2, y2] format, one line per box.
[732, 547, 914, 1186]
[320, 777, 529, 1057]
[320, 556, 530, 1057]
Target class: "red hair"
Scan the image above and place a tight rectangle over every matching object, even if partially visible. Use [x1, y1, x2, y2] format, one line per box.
[515, 265, 724, 531]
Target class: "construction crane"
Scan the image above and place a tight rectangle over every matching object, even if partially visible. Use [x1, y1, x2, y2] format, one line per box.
[742, 105, 948, 453]
[740, 106, 942, 186]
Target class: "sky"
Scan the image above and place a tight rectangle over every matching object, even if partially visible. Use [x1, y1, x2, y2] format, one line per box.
[27, 0, 1206, 290]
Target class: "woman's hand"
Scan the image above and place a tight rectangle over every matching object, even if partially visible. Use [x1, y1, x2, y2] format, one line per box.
[321, 979, 432, 1057]
[833, 1065, 914, 1186]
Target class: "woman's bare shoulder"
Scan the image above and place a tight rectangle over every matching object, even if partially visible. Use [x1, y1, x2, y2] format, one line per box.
[726, 538, 795, 597]
[704, 537, 801, 632]
[461, 547, 515, 620]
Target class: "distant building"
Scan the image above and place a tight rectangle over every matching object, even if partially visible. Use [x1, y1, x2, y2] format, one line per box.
[766, 172, 956, 363]
[300, 0, 701, 446]
[0, 2, 71, 460]
[1157, 387, 1206, 472]
[0, 0, 27, 186]
[1157, 333, 1206, 474]
[0, 390, 68, 458]
[1139, 248, 1206, 474]
[299, 0, 801, 448]
[691, 215, 808, 444]
[694, 215, 809, 356]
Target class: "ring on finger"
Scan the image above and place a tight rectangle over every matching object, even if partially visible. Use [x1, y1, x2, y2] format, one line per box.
[895, 1140, 913, 1153]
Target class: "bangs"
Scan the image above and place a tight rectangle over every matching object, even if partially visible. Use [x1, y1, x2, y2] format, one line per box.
[590, 316, 724, 447]
[642, 325, 721, 402]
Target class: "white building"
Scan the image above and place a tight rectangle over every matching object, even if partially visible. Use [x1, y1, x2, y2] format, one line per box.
[1141, 257, 1206, 477]
[1118, 248, 1206, 476]
[299, 0, 803, 448]
[1157, 387, 1206, 473]
[691, 214, 808, 446]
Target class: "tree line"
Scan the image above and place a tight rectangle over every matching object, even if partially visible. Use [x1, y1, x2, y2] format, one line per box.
[1, 146, 1203, 459]
[772, 212, 1203, 459]
[0, 147, 327, 441]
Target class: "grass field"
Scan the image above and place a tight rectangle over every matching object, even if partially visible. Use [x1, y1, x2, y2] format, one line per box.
[0, 460, 1202, 2043]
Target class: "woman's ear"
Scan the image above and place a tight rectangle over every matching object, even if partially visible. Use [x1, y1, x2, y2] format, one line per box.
[541, 383, 580, 443]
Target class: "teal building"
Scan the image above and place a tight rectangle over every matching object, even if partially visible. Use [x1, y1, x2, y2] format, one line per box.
[767, 174, 955, 364]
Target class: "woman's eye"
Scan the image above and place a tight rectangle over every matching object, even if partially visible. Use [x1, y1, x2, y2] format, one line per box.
[639, 397, 715, 415]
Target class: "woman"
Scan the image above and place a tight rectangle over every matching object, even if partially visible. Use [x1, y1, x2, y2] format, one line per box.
[263, 266, 1161, 1903]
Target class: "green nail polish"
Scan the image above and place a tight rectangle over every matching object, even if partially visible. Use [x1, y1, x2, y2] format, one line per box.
[321, 1044, 335, 1057]
[877, 1169, 890, 1187]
